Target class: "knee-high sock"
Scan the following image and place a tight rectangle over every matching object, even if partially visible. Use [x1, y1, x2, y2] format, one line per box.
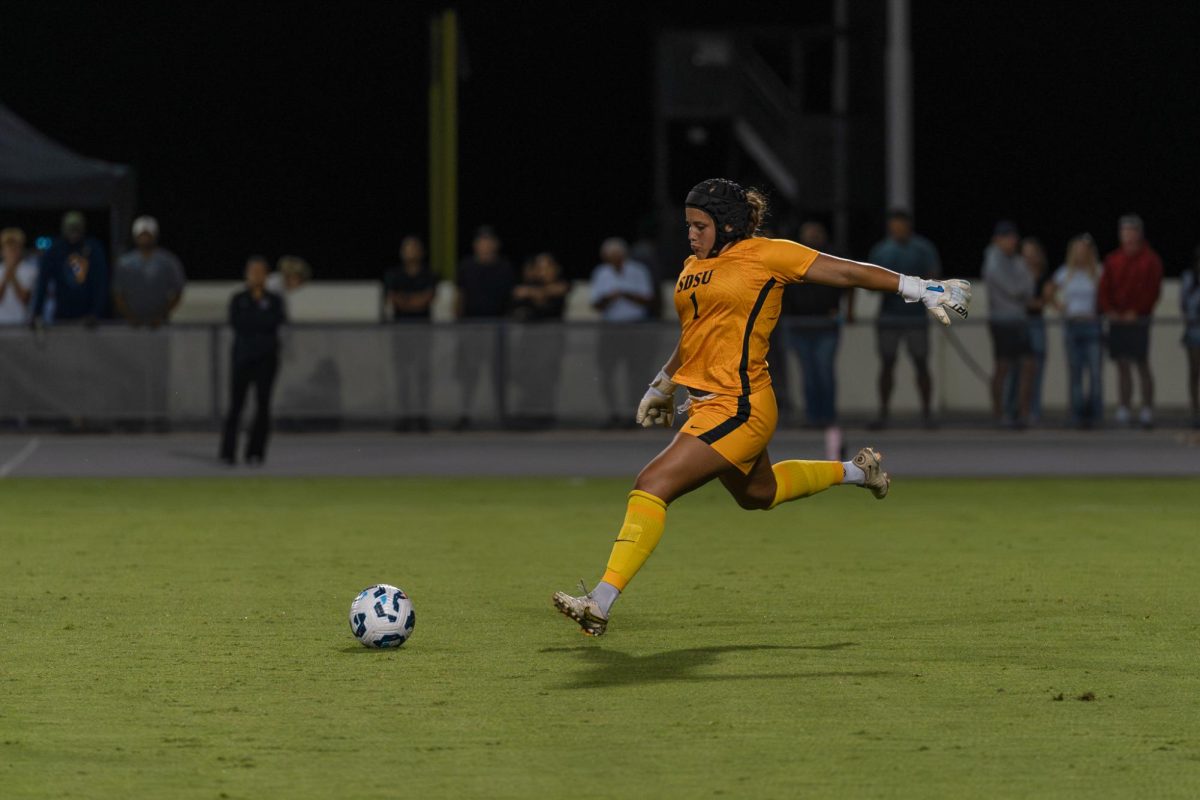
[601, 490, 668, 591]
[769, 460, 843, 509]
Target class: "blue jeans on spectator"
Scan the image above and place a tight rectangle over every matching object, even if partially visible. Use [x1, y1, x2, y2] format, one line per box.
[1065, 319, 1103, 426]
[1005, 317, 1046, 422]
[787, 323, 840, 426]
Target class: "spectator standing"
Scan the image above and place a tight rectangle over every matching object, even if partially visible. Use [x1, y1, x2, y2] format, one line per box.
[454, 226, 515, 430]
[220, 256, 286, 465]
[590, 237, 655, 427]
[511, 252, 568, 322]
[510, 252, 569, 428]
[1047, 234, 1104, 428]
[867, 209, 940, 428]
[1181, 245, 1200, 428]
[1099, 214, 1162, 428]
[31, 211, 109, 325]
[781, 220, 849, 458]
[983, 220, 1035, 426]
[113, 216, 186, 327]
[384, 236, 435, 432]
[266, 255, 311, 297]
[1005, 237, 1049, 424]
[0, 228, 37, 325]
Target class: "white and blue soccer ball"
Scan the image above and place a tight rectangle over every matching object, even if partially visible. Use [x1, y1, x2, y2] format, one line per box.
[349, 584, 416, 648]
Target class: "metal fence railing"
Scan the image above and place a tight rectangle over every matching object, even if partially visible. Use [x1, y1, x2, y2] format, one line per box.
[0, 318, 1193, 427]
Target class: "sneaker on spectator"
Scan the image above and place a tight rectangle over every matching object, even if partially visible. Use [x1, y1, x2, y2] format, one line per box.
[1114, 406, 1132, 427]
[1138, 406, 1153, 429]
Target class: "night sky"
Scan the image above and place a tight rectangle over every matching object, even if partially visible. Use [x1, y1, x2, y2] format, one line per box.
[3, 2, 1198, 281]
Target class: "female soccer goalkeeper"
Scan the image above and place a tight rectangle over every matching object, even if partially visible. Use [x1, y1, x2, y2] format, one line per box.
[554, 179, 971, 636]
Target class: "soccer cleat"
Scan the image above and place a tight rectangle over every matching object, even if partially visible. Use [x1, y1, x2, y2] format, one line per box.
[852, 446, 890, 500]
[552, 582, 609, 637]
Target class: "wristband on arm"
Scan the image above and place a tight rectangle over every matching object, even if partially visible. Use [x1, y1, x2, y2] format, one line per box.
[648, 370, 677, 397]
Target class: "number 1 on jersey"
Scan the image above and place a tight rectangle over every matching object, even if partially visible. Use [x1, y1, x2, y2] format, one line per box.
[689, 291, 700, 320]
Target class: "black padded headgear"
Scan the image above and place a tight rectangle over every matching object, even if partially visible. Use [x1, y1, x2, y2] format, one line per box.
[685, 178, 751, 258]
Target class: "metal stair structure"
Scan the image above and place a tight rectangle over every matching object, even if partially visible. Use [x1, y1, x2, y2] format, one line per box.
[653, 9, 887, 266]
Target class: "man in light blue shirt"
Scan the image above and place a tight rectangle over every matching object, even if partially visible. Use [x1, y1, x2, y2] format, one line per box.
[590, 237, 655, 426]
[591, 238, 654, 322]
[867, 210, 941, 428]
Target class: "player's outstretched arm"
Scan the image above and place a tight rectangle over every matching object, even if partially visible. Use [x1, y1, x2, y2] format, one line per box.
[803, 253, 971, 326]
[636, 341, 681, 428]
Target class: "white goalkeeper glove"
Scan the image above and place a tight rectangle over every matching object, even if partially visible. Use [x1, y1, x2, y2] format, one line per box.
[636, 370, 678, 428]
[898, 275, 972, 326]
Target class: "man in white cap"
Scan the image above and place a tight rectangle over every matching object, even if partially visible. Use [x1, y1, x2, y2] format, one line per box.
[590, 236, 656, 427]
[114, 215, 186, 327]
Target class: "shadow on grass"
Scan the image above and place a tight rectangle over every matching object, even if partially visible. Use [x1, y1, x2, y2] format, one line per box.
[339, 644, 407, 654]
[539, 642, 898, 689]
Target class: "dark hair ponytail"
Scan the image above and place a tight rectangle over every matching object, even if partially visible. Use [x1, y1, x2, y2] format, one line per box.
[745, 189, 768, 236]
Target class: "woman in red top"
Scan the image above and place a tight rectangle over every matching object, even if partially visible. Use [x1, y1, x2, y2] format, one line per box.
[1099, 214, 1163, 427]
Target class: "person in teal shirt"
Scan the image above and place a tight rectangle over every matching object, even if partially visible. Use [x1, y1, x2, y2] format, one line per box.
[867, 210, 941, 428]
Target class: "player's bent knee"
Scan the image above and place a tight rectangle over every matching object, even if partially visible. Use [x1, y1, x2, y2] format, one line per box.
[633, 469, 672, 505]
[734, 486, 774, 511]
[734, 495, 765, 511]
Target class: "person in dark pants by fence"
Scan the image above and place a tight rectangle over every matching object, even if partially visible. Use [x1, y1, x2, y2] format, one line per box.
[220, 256, 286, 465]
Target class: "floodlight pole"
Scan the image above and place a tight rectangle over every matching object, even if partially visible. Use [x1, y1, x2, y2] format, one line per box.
[441, 10, 458, 282]
[429, 16, 444, 279]
[884, 0, 912, 213]
[831, 0, 850, 255]
[429, 9, 459, 280]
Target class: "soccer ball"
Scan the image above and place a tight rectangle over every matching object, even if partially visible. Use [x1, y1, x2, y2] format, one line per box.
[349, 584, 416, 648]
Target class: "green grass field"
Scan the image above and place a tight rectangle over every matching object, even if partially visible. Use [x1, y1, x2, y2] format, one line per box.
[2, 476, 1199, 798]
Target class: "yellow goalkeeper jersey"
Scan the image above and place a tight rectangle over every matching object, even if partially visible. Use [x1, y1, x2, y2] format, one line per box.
[671, 237, 819, 396]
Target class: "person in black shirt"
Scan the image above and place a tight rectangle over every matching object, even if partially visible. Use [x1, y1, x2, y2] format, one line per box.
[220, 256, 286, 465]
[511, 252, 568, 321]
[385, 236, 436, 432]
[510, 252, 569, 428]
[454, 226, 514, 429]
[385, 236, 436, 320]
[456, 226, 515, 318]
[780, 221, 850, 457]
[1006, 237, 1051, 424]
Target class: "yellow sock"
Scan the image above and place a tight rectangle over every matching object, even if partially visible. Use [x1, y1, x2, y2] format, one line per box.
[769, 460, 843, 509]
[601, 490, 668, 591]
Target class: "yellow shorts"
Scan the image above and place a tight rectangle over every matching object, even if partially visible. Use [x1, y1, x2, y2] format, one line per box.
[679, 386, 778, 474]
